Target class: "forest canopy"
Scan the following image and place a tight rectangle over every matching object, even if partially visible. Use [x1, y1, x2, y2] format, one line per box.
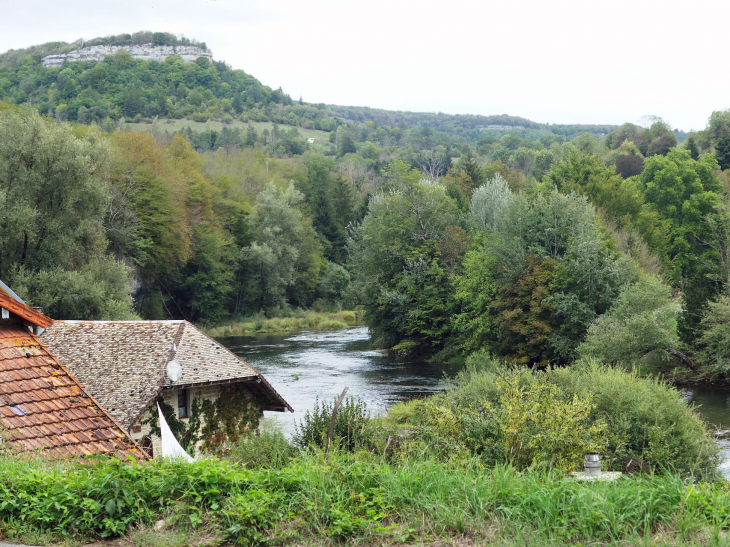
[2, 32, 730, 380]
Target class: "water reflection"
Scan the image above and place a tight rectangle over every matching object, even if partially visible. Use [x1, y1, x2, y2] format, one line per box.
[219, 327, 463, 436]
[682, 387, 730, 478]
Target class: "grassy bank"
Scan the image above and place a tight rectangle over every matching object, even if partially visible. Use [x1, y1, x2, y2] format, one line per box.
[206, 309, 364, 337]
[3, 454, 730, 547]
[3, 358, 727, 546]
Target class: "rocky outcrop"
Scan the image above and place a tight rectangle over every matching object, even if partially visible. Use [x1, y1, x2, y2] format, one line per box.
[42, 44, 212, 67]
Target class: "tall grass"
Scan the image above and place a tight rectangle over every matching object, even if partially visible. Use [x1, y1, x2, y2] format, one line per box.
[206, 309, 363, 337]
[2, 452, 730, 545]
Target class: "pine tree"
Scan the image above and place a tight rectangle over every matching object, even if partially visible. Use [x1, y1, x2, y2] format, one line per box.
[715, 129, 730, 170]
[244, 125, 257, 147]
[338, 133, 357, 157]
[459, 147, 484, 189]
[685, 136, 700, 160]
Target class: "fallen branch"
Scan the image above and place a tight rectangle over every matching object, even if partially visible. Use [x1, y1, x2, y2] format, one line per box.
[666, 348, 699, 372]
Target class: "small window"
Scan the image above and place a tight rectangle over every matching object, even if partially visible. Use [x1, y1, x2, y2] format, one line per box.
[141, 437, 153, 458]
[177, 389, 188, 419]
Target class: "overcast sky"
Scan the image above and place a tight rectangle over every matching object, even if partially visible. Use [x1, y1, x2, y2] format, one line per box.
[1, 0, 726, 131]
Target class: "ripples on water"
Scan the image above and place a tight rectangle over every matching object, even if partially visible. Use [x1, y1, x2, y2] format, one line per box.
[220, 326, 463, 436]
[682, 387, 730, 478]
[222, 327, 730, 477]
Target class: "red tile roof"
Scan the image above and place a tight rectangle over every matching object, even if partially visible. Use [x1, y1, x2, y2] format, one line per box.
[0, 296, 142, 459]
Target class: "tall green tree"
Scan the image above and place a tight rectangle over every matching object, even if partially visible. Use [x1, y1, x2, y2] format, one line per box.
[685, 136, 700, 160]
[0, 107, 136, 319]
[240, 183, 322, 312]
[715, 128, 730, 171]
[459, 147, 484, 189]
[636, 149, 723, 339]
[0, 107, 109, 279]
[348, 161, 460, 350]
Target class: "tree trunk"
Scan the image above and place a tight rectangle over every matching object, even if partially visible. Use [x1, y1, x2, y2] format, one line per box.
[666, 348, 699, 372]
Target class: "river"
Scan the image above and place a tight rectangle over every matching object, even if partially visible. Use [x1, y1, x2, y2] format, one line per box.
[220, 327, 730, 474]
[219, 326, 462, 436]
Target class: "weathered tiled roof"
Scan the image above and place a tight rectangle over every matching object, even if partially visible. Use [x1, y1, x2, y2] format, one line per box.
[0, 295, 142, 459]
[41, 321, 292, 429]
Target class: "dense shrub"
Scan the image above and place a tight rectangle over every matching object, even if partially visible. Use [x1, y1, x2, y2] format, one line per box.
[578, 273, 680, 365]
[393, 353, 720, 477]
[293, 396, 374, 452]
[226, 422, 296, 469]
[698, 291, 730, 376]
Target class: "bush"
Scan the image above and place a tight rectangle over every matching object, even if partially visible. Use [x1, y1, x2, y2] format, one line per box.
[498, 376, 607, 472]
[3, 447, 730, 543]
[318, 262, 350, 303]
[698, 291, 730, 376]
[578, 274, 680, 366]
[226, 422, 296, 470]
[293, 396, 374, 452]
[391, 355, 719, 477]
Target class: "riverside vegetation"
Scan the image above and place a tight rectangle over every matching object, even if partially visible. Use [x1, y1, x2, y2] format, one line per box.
[6, 31, 730, 545]
[0, 360, 727, 546]
[3, 64, 730, 380]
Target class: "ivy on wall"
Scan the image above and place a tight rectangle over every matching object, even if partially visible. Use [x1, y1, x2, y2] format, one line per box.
[141, 384, 262, 457]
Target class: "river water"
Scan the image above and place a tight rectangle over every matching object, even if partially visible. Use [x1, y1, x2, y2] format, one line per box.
[219, 326, 462, 436]
[220, 327, 730, 473]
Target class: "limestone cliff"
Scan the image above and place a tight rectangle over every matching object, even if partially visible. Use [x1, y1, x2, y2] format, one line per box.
[42, 44, 212, 67]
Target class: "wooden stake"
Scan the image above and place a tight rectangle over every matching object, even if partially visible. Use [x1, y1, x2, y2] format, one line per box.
[325, 387, 349, 461]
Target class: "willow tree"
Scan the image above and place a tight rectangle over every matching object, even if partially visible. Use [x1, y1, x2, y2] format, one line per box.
[0, 107, 135, 319]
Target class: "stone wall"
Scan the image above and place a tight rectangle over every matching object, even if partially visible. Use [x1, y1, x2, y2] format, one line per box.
[42, 44, 213, 68]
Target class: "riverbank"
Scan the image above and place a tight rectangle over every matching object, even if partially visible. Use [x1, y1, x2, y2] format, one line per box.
[206, 309, 364, 338]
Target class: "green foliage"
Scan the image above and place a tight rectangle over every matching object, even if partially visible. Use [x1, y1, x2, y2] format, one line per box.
[0, 107, 110, 279]
[239, 182, 323, 312]
[227, 423, 296, 470]
[468, 173, 512, 232]
[715, 128, 730, 170]
[605, 119, 677, 157]
[0, 36, 299, 127]
[317, 262, 350, 303]
[685, 136, 700, 160]
[698, 290, 730, 376]
[1, 441, 729, 544]
[293, 396, 373, 452]
[13, 258, 137, 320]
[452, 248, 499, 353]
[578, 274, 680, 365]
[423, 358, 720, 477]
[372, 258, 456, 354]
[637, 149, 724, 339]
[469, 186, 634, 364]
[221, 488, 286, 545]
[499, 375, 607, 472]
[457, 147, 484, 188]
[491, 255, 559, 367]
[545, 150, 668, 258]
[349, 163, 461, 350]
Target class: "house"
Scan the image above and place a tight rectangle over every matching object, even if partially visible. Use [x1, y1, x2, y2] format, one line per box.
[41, 320, 292, 457]
[0, 282, 141, 458]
